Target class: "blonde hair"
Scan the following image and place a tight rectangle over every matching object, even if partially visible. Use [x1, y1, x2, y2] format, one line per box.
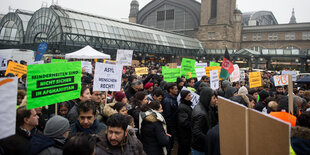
[268, 101, 278, 111]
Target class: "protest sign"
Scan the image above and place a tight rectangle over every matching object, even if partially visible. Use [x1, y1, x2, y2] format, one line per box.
[5, 61, 27, 78]
[116, 49, 133, 66]
[51, 59, 67, 63]
[131, 60, 140, 67]
[0, 55, 8, 71]
[195, 67, 207, 81]
[28, 61, 44, 65]
[35, 42, 47, 61]
[195, 62, 208, 68]
[249, 72, 262, 88]
[230, 64, 240, 82]
[168, 63, 177, 68]
[281, 71, 296, 81]
[181, 58, 196, 78]
[135, 67, 148, 75]
[205, 66, 221, 78]
[209, 61, 220, 67]
[274, 75, 289, 86]
[162, 68, 181, 83]
[104, 60, 116, 65]
[81, 61, 92, 74]
[210, 70, 219, 90]
[240, 71, 245, 81]
[0, 77, 17, 139]
[177, 87, 199, 109]
[93, 62, 122, 91]
[27, 62, 82, 109]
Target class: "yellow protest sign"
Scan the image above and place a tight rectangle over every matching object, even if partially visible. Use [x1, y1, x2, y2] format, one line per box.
[205, 66, 221, 78]
[5, 61, 27, 78]
[135, 67, 148, 75]
[249, 72, 262, 88]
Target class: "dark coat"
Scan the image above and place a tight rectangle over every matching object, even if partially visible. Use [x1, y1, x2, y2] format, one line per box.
[125, 86, 137, 100]
[191, 87, 218, 152]
[176, 100, 192, 146]
[162, 93, 178, 133]
[140, 113, 169, 155]
[28, 133, 63, 155]
[205, 124, 220, 155]
[96, 130, 146, 155]
[254, 100, 267, 112]
[69, 119, 106, 136]
[291, 126, 310, 155]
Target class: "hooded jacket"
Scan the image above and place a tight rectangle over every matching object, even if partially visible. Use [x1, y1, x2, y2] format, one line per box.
[291, 126, 310, 155]
[176, 94, 193, 146]
[28, 134, 63, 155]
[224, 86, 237, 99]
[191, 87, 218, 152]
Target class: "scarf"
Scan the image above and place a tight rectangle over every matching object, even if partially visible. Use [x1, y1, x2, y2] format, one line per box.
[76, 119, 99, 134]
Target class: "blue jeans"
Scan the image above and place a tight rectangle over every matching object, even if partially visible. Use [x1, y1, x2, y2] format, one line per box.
[191, 148, 204, 155]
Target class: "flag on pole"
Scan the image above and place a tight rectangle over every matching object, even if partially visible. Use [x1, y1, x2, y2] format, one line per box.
[219, 48, 234, 80]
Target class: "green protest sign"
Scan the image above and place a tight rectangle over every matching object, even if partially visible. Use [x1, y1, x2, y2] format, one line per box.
[210, 61, 220, 67]
[162, 68, 181, 83]
[26, 61, 82, 109]
[51, 59, 68, 63]
[181, 58, 196, 78]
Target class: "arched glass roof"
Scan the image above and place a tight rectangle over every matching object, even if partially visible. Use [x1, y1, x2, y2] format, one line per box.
[242, 11, 278, 26]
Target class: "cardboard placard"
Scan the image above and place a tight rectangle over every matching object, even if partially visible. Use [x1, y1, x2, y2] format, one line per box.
[230, 64, 240, 82]
[209, 61, 220, 67]
[210, 70, 219, 90]
[281, 71, 296, 81]
[162, 68, 181, 83]
[240, 71, 246, 81]
[195, 68, 207, 81]
[131, 60, 140, 67]
[93, 62, 122, 91]
[205, 66, 221, 78]
[0, 55, 8, 71]
[249, 72, 262, 88]
[5, 61, 27, 78]
[274, 75, 288, 86]
[116, 49, 133, 66]
[195, 62, 208, 68]
[27, 62, 82, 109]
[168, 63, 177, 69]
[181, 58, 196, 78]
[177, 87, 199, 109]
[0, 77, 17, 139]
[81, 61, 92, 74]
[135, 67, 148, 75]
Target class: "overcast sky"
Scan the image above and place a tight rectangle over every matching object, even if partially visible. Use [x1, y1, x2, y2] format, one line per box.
[1, 0, 309, 24]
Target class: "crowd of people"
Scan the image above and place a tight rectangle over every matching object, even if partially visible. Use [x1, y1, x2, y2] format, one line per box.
[0, 61, 310, 155]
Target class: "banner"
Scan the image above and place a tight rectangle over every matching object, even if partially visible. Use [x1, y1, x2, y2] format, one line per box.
[195, 62, 208, 68]
[51, 59, 68, 63]
[116, 49, 133, 66]
[210, 70, 219, 90]
[162, 68, 181, 83]
[249, 72, 262, 88]
[5, 61, 27, 78]
[177, 87, 199, 109]
[135, 67, 148, 75]
[240, 71, 245, 81]
[27, 62, 82, 109]
[209, 61, 220, 67]
[35, 42, 48, 61]
[195, 68, 207, 81]
[0, 77, 17, 139]
[281, 71, 296, 81]
[0, 55, 8, 71]
[205, 66, 221, 78]
[274, 75, 289, 86]
[181, 58, 196, 78]
[93, 62, 122, 91]
[230, 64, 240, 82]
[81, 61, 92, 74]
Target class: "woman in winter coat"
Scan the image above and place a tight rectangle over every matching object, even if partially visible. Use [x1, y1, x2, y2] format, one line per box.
[176, 90, 193, 155]
[140, 101, 170, 155]
[191, 87, 218, 154]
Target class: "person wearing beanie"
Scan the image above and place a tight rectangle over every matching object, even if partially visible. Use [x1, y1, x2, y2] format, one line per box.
[238, 86, 248, 95]
[144, 82, 154, 95]
[176, 90, 193, 155]
[28, 115, 70, 155]
[114, 91, 128, 103]
[254, 90, 270, 112]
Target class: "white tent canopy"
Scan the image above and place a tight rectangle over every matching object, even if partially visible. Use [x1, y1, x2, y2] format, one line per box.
[65, 45, 110, 59]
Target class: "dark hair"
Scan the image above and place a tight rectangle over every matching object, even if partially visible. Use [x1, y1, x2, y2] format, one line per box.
[186, 78, 194, 83]
[113, 102, 127, 112]
[166, 83, 177, 93]
[77, 100, 96, 116]
[296, 111, 310, 129]
[126, 115, 134, 125]
[63, 132, 96, 155]
[106, 113, 128, 131]
[201, 76, 208, 81]
[81, 86, 90, 97]
[16, 106, 32, 127]
[248, 88, 257, 95]
[152, 89, 163, 97]
[130, 91, 147, 109]
[141, 101, 161, 112]
[247, 94, 255, 103]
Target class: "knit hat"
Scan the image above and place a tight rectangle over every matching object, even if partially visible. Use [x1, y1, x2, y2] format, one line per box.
[44, 115, 69, 138]
[222, 80, 231, 88]
[144, 83, 154, 89]
[115, 91, 126, 102]
[238, 86, 248, 95]
[180, 90, 191, 100]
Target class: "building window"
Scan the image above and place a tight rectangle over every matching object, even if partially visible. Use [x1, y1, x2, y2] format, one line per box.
[208, 32, 216, 40]
[165, 9, 174, 20]
[253, 33, 261, 41]
[157, 11, 165, 21]
[285, 32, 295, 40]
[268, 33, 273, 41]
[302, 32, 310, 40]
[252, 46, 262, 52]
[268, 33, 278, 41]
[242, 34, 247, 41]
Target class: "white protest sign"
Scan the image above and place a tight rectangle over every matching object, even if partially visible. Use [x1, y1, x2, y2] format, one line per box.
[210, 70, 219, 90]
[81, 61, 92, 74]
[274, 75, 289, 86]
[240, 71, 245, 81]
[27, 61, 44, 65]
[177, 87, 200, 109]
[0, 55, 8, 71]
[195, 68, 207, 81]
[93, 62, 122, 91]
[230, 64, 240, 82]
[116, 49, 133, 66]
[281, 71, 296, 81]
[195, 62, 208, 68]
[0, 77, 17, 139]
